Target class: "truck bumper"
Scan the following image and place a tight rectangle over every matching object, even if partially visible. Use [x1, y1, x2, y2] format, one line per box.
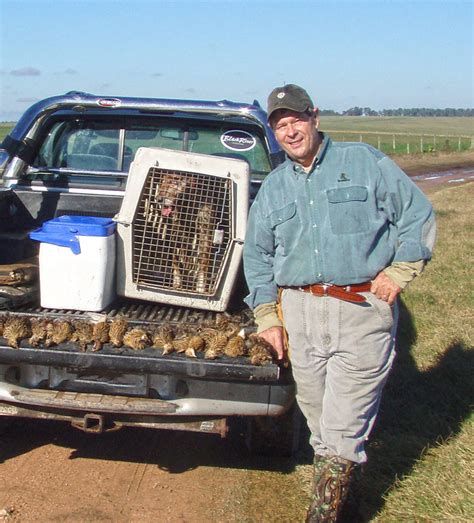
[0, 344, 296, 434]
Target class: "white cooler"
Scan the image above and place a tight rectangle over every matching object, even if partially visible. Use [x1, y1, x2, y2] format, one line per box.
[30, 215, 116, 311]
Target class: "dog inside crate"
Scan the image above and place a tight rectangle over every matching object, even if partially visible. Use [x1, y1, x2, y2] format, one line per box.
[133, 167, 231, 295]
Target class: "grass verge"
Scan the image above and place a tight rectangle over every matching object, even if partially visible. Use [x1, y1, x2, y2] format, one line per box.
[359, 182, 473, 521]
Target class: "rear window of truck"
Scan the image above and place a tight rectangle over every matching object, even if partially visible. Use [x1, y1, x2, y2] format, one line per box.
[31, 119, 272, 182]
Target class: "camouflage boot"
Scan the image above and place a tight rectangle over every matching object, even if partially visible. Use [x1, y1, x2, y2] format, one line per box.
[305, 455, 355, 523]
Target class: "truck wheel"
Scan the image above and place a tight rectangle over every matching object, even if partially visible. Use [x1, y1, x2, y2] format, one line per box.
[245, 402, 303, 457]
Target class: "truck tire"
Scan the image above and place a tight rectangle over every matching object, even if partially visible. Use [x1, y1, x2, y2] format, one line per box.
[245, 402, 303, 457]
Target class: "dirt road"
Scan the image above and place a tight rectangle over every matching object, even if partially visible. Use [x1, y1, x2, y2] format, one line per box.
[0, 417, 310, 522]
[0, 166, 472, 523]
[410, 166, 474, 192]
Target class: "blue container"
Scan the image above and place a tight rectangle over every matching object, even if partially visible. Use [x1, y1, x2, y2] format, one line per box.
[30, 215, 116, 254]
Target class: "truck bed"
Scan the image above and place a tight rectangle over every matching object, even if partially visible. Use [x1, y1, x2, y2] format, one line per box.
[0, 299, 280, 382]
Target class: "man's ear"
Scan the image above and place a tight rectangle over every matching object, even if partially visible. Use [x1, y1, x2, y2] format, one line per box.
[312, 108, 320, 129]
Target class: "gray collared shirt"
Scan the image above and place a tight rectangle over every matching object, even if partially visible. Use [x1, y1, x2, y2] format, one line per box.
[243, 134, 435, 309]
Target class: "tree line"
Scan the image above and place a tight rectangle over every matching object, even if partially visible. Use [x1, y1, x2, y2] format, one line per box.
[320, 107, 474, 117]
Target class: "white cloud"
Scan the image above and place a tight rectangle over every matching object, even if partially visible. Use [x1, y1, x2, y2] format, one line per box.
[10, 67, 41, 76]
[53, 68, 78, 76]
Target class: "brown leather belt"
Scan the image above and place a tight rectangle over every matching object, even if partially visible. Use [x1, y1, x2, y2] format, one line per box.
[283, 282, 372, 303]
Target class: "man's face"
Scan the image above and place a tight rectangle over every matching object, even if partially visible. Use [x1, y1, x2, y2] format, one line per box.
[271, 109, 320, 168]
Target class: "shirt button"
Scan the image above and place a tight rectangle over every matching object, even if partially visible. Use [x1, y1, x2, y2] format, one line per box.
[312, 224, 317, 228]
[317, 273, 322, 278]
[314, 249, 319, 254]
[309, 200, 314, 205]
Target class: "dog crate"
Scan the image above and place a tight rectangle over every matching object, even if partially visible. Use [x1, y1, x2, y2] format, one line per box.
[115, 147, 249, 311]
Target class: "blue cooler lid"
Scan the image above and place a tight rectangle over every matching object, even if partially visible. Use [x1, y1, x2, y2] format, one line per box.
[30, 215, 116, 255]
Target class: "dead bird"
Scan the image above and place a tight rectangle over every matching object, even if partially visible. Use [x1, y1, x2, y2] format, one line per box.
[123, 327, 150, 350]
[71, 321, 94, 351]
[186, 335, 205, 358]
[44, 319, 74, 347]
[198, 327, 221, 343]
[3, 316, 31, 349]
[173, 334, 205, 358]
[204, 332, 228, 360]
[29, 318, 51, 347]
[92, 321, 110, 351]
[214, 312, 233, 328]
[152, 325, 175, 355]
[215, 313, 241, 338]
[109, 318, 128, 348]
[173, 330, 206, 358]
[248, 340, 273, 366]
[224, 335, 246, 358]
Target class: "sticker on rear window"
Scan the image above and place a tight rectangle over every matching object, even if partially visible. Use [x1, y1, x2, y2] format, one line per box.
[220, 130, 256, 151]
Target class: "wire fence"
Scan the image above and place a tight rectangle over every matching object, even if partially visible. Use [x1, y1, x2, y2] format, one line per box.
[327, 131, 474, 155]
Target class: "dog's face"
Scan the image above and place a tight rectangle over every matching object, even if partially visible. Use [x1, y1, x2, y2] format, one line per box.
[157, 173, 190, 217]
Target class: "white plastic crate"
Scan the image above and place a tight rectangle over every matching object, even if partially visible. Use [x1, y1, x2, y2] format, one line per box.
[115, 147, 249, 311]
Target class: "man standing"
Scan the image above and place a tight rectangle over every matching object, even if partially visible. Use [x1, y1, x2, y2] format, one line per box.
[243, 84, 435, 522]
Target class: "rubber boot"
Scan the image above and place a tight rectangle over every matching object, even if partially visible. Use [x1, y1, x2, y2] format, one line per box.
[305, 455, 355, 523]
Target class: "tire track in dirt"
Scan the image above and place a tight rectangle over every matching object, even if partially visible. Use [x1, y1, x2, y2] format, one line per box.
[0, 419, 266, 522]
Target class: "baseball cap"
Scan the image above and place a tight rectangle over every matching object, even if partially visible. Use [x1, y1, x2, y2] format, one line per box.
[267, 84, 314, 122]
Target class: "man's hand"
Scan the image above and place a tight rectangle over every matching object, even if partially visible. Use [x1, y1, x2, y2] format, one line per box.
[257, 326, 285, 360]
[371, 272, 402, 305]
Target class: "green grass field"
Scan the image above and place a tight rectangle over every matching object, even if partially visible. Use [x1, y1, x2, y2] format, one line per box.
[320, 115, 474, 136]
[320, 116, 473, 155]
[0, 124, 12, 143]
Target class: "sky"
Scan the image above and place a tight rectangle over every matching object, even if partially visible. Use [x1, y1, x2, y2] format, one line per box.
[0, 0, 472, 121]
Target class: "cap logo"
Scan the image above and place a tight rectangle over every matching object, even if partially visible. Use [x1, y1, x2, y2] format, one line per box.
[277, 92, 286, 99]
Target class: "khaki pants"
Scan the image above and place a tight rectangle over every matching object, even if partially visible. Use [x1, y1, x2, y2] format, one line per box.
[281, 288, 397, 464]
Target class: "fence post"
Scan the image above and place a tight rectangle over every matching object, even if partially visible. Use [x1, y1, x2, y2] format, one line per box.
[359, 134, 362, 143]
[393, 135, 396, 150]
[407, 142, 410, 154]
[458, 137, 461, 151]
[377, 135, 381, 150]
[420, 135, 423, 153]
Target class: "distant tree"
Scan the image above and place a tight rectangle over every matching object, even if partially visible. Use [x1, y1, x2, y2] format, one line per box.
[343, 106, 364, 116]
[378, 107, 473, 117]
[319, 109, 341, 116]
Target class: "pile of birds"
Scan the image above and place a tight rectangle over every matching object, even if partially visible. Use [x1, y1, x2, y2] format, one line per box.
[0, 313, 275, 366]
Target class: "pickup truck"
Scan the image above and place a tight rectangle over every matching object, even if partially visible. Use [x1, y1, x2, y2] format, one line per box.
[0, 92, 299, 455]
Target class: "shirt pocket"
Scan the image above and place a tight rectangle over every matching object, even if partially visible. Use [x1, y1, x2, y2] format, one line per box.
[326, 185, 370, 234]
[268, 201, 297, 254]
